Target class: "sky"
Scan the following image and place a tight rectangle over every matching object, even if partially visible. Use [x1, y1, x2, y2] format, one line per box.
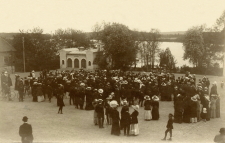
[0, 0, 224, 34]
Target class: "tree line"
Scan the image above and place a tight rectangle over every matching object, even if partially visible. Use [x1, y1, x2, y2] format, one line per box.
[8, 10, 224, 74]
[182, 10, 225, 75]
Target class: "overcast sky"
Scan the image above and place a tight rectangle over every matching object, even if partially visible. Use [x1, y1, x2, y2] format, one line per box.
[0, 0, 224, 34]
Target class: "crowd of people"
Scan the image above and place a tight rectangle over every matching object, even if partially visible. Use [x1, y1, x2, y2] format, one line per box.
[0, 69, 222, 138]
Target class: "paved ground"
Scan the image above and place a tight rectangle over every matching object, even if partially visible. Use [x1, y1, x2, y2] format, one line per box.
[0, 72, 224, 143]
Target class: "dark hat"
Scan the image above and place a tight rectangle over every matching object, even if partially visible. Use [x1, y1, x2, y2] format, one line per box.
[219, 128, 225, 133]
[22, 116, 28, 122]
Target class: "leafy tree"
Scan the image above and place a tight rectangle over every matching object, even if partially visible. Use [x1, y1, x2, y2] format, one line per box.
[212, 10, 225, 32]
[183, 26, 205, 67]
[53, 28, 90, 49]
[13, 27, 59, 72]
[135, 29, 161, 70]
[159, 48, 176, 70]
[99, 23, 137, 70]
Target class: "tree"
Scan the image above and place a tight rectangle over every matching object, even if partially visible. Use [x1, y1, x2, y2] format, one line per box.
[183, 26, 205, 67]
[53, 28, 90, 49]
[135, 29, 161, 70]
[159, 47, 176, 70]
[212, 10, 225, 32]
[13, 27, 59, 72]
[100, 23, 137, 70]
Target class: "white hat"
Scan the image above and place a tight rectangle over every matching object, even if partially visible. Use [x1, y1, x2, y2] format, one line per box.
[110, 100, 118, 108]
[144, 95, 150, 100]
[152, 95, 159, 101]
[98, 89, 103, 93]
[80, 83, 85, 86]
[191, 96, 197, 101]
[86, 87, 92, 90]
[132, 105, 139, 111]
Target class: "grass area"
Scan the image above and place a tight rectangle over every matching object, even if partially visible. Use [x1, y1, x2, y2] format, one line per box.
[0, 72, 224, 143]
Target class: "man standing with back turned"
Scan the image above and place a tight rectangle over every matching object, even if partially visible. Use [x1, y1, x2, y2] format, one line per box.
[19, 116, 33, 143]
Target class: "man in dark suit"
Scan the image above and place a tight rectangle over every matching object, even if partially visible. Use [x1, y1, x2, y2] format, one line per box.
[19, 116, 33, 143]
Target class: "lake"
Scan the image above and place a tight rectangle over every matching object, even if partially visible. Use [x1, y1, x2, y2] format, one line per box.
[136, 42, 192, 68]
[159, 42, 192, 67]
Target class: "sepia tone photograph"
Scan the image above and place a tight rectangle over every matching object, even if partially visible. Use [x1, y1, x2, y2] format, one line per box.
[0, 0, 225, 143]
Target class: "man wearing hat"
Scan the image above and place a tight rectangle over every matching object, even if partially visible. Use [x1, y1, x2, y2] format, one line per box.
[19, 116, 33, 143]
[18, 78, 25, 102]
[214, 128, 225, 143]
[95, 99, 105, 128]
[120, 100, 130, 131]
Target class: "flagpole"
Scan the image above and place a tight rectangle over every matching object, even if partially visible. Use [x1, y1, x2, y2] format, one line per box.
[22, 37, 26, 72]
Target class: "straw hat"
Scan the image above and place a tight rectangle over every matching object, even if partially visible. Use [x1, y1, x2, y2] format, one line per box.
[132, 105, 139, 111]
[110, 100, 119, 108]
[98, 99, 103, 104]
[191, 96, 197, 101]
[80, 83, 85, 86]
[144, 95, 150, 100]
[106, 95, 112, 100]
[86, 87, 92, 90]
[152, 95, 159, 101]
[98, 89, 103, 94]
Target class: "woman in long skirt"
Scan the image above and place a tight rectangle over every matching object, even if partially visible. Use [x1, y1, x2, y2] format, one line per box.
[216, 95, 220, 118]
[130, 105, 139, 136]
[151, 95, 160, 120]
[92, 99, 99, 125]
[190, 96, 197, 123]
[144, 96, 152, 121]
[110, 101, 120, 136]
[210, 95, 217, 118]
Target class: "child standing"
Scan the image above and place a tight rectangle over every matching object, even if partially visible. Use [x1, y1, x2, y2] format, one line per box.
[201, 108, 207, 122]
[130, 105, 139, 136]
[162, 113, 174, 141]
[58, 84, 65, 114]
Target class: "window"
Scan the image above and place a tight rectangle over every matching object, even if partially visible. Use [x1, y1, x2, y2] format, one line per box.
[74, 59, 79, 68]
[3, 56, 10, 65]
[67, 58, 72, 68]
[88, 61, 91, 66]
[81, 59, 86, 68]
[62, 60, 64, 65]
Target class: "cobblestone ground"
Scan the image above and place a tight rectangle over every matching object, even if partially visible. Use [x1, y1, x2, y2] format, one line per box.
[0, 72, 224, 143]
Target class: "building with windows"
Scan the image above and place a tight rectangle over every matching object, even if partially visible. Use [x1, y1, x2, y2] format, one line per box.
[59, 47, 99, 70]
[0, 37, 16, 73]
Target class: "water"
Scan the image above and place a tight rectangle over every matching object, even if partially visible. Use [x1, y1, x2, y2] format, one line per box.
[159, 42, 192, 67]
[136, 42, 192, 68]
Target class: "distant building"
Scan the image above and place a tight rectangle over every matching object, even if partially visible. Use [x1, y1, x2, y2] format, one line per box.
[59, 47, 99, 70]
[0, 37, 16, 73]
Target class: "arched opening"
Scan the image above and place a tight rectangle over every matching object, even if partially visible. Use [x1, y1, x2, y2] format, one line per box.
[88, 61, 91, 66]
[62, 60, 64, 65]
[74, 59, 79, 68]
[67, 58, 72, 68]
[81, 59, 86, 68]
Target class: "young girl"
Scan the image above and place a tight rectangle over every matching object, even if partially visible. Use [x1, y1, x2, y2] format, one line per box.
[162, 113, 174, 141]
[130, 105, 139, 136]
[201, 108, 207, 122]
[92, 99, 99, 125]
[144, 96, 152, 121]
